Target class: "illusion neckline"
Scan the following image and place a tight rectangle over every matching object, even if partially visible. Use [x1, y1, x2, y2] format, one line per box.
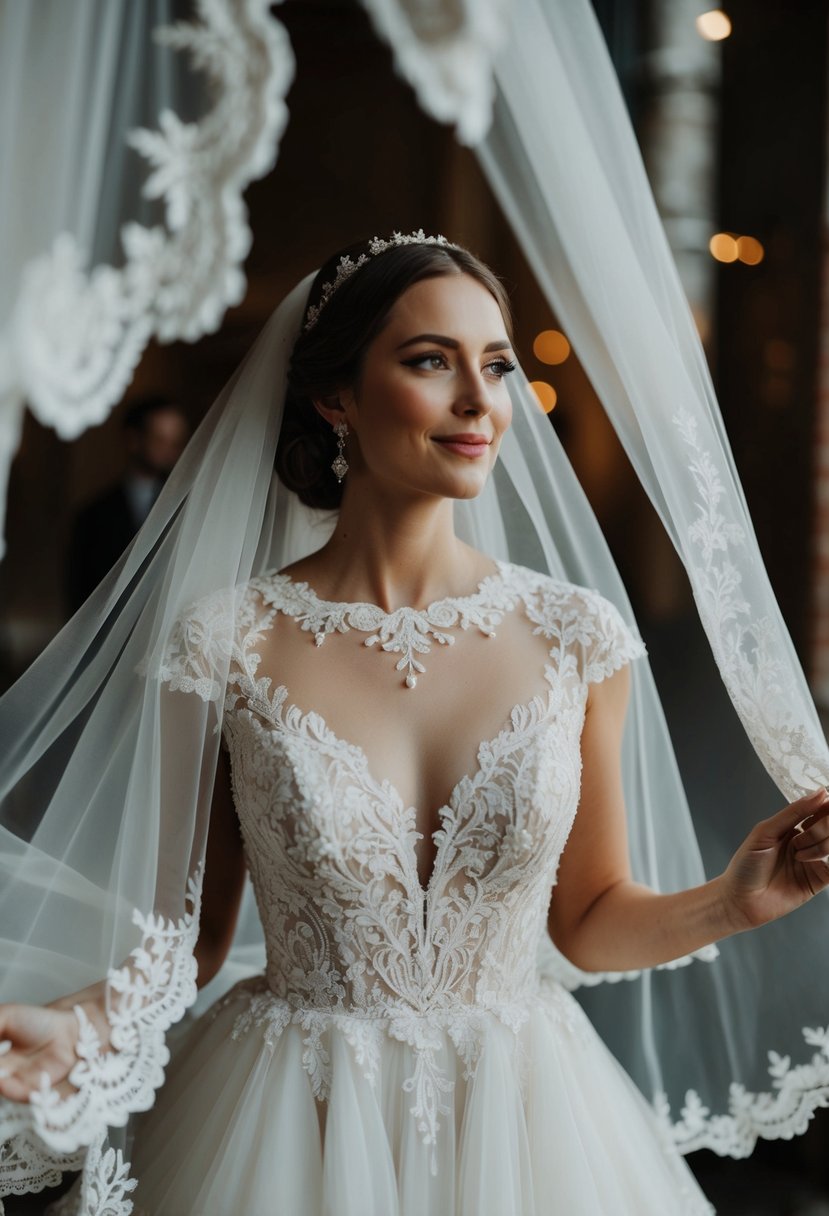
[268, 557, 511, 617]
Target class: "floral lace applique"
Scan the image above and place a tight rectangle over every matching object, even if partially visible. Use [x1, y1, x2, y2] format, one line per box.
[41, 1133, 136, 1216]
[8, 0, 293, 460]
[674, 408, 827, 797]
[253, 563, 517, 688]
[657, 1023, 829, 1160]
[0, 871, 203, 1207]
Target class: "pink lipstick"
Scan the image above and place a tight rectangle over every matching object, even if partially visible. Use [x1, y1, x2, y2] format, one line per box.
[433, 434, 491, 459]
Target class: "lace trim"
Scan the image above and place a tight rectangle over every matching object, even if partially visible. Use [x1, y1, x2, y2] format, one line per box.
[39, 1133, 136, 1216]
[10, 0, 292, 440]
[2, 0, 293, 553]
[215, 975, 587, 1177]
[542, 940, 720, 990]
[0, 1132, 84, 1201]
[141, 586, 240, 702]
[149, 561, 647, 704]
[520, 578, 647, 686]
[255, 563, 517, 689]
[658, 1023, 829, 1158]
[359, 0, 512, 145]
[0, 869, 202, 1200]
[674, 409, 828, 796]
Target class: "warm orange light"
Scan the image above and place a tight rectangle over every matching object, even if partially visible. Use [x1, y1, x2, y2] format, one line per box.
[533, 329, 571, 366]
[736, 235, 764, 265]
[530, 381, 558, 413]
[696, 10, 732, 41]
[709, 233, 738, 263]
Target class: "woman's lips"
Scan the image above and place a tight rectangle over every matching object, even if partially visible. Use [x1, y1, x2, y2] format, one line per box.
[433, 437, 490, 459]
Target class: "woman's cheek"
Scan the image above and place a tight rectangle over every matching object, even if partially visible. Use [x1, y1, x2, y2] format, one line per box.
[393, 397, 447, 434]
[489, 399, 512, 442]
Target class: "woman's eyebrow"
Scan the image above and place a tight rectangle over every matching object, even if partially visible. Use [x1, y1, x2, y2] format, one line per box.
[395, 333, 512, 354]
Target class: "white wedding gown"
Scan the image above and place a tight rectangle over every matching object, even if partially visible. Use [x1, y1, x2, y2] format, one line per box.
[128, 559, 714, 1215]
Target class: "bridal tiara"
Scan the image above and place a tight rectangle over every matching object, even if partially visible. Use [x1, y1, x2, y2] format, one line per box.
[302, 230, 460, 331]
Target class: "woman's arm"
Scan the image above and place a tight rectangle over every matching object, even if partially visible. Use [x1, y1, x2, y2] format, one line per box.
[193, 741, 247, 987]
[548, 664, 829, 972]
[0, 742, 245, 1102]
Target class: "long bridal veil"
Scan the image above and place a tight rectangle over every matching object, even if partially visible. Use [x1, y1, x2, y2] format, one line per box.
[2, 0, 829, 1207]
[476, 0, 829, 1154]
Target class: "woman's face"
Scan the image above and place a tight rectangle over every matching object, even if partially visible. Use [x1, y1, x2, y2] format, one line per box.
[336, 273, 515, 501]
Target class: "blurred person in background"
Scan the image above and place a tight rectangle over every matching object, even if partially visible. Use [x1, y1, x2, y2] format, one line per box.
[66, 396, 189, 611]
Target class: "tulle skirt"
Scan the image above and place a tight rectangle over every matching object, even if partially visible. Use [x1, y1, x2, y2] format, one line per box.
[129, 978, 713, 1215]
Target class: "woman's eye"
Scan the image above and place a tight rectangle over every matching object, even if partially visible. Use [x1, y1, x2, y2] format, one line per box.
[404, 353, 447, 371]
[403, 353, 517, 378]
[486, 358, 517, 379]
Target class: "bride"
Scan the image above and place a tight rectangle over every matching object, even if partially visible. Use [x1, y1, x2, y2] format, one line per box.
[1, 233, 828, 1214]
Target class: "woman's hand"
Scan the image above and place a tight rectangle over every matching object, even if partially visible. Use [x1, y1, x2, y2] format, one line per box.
[721, 787, 829, 932]
[0, 1003, 83, 1104]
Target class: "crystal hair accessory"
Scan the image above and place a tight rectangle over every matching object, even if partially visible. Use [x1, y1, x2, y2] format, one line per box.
[331, 420, 348, 483]
[303, 230, 459, 331]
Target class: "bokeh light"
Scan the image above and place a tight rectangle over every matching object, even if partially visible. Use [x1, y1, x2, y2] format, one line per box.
[736, 235, 764, 265]
[709, 232, 764, 266]
[709, 233, 739, 263]
[533, 329, 571, 365]
[696, 10, 732, 41]
[530, 381, 558, 413]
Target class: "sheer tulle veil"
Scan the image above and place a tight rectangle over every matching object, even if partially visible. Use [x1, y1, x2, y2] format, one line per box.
[3, 0, 829, 1206]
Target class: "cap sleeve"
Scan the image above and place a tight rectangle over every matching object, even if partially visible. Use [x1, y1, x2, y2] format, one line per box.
[137, 587, 238, 703]
[578, 588, 647, 684]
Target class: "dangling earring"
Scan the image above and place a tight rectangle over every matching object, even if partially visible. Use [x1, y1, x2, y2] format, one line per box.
[331, 420, 349, 483]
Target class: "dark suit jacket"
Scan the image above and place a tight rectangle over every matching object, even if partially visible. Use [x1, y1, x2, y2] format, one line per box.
[67, 483, 138, 613]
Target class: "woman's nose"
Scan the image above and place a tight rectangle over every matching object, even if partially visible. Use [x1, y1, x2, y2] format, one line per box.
[452, 368, 493, 416]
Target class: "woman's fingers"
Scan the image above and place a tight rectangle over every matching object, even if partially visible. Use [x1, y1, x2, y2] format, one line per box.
[0, 1006, 80, 1104]
[0, 1046, 17, 1091]
[0, 1044, 41, 1102]
[793, 836, 829, 862]
[0, 1046, 74, 1102]
[0, 1069, 42, 1103]
[0, 1029, 29, 1086]
[761, 790, 829, 840]
[791, 809, 829, 855]
[0, 1004, 52, 1052]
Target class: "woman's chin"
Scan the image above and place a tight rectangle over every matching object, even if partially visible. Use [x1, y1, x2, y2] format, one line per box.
[354, 464, 492, 502]
[453, 479, 489, 501]
[440, 470, 491, 501]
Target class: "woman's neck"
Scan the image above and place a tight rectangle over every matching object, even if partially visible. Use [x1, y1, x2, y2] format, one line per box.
[292, 489, 493, 612]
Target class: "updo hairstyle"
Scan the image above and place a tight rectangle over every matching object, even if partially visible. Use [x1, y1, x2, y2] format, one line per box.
[275, 239, 513, 509]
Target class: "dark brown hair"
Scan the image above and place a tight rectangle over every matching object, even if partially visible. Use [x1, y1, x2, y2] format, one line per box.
[275, 239, 513, 509]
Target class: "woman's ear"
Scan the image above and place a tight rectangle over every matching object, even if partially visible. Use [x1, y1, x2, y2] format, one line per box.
[312, 390, 354, 430]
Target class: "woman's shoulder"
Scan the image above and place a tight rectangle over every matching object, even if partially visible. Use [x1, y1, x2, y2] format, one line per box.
[499, 559, 618, 613]
[500, 561, 647, 680]
[174, 567, 293, 625]
[144, 574, 282, 701]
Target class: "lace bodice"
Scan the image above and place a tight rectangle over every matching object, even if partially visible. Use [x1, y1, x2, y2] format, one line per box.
[158, 559, 641, 1167]
[162, 560, 645, 1022]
